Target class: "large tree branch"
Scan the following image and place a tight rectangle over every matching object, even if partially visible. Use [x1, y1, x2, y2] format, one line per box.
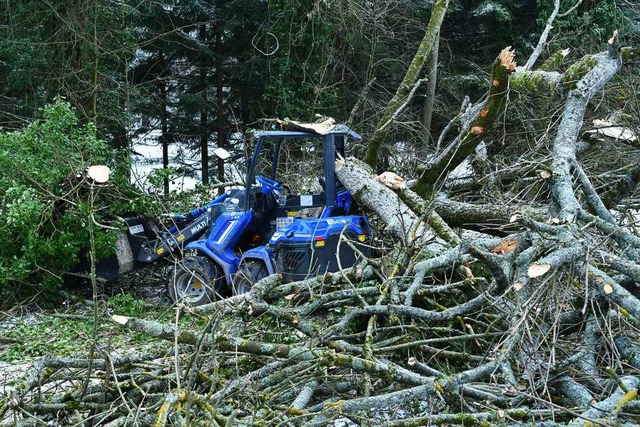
[509, 70, 564, 92]
[550, 33, 622, 221]
[524, 0, 561, 71]
[432, 197, 520, 235]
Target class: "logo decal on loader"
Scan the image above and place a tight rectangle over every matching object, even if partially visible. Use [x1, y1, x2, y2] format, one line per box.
[190, 221, 207, 235]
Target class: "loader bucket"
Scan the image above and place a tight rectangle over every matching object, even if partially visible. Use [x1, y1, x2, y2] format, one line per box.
[92, 232, 137, 279]
[68, 214, 160, 281]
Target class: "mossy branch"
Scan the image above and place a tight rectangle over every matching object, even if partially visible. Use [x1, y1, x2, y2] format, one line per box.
[414, 47, 516, 197]
[364, 0, 449, 168]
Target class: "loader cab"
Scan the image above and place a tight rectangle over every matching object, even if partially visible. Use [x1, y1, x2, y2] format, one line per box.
[245, 127, 359, 224]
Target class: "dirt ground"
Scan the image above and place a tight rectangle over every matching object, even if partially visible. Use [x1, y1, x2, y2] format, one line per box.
[65, 263, 171, 305]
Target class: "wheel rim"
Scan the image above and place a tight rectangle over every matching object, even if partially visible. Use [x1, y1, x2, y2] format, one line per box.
[235, 278, 251, 295]
[233, 262, 267, 295]
[176, 273, 207, 303]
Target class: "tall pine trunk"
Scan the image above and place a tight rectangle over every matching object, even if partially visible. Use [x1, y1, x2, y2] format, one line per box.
[199, 24, 210, 185]
[216, 22, 225, 189]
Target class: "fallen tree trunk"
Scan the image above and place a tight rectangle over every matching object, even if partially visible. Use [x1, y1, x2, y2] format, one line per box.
[335, 156, 439, 249]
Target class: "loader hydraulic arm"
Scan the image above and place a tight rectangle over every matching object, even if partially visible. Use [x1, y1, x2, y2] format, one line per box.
[136, 192, 230, 263]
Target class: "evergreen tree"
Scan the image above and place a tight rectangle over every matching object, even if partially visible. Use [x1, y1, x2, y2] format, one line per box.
[0, 0, 133, 141]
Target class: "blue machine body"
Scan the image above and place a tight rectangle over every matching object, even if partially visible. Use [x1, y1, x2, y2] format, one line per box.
[182, 126, 370, 289]
[184, 181, 369, 286]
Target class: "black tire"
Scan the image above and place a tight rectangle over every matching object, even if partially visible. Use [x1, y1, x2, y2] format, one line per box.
[166, 256, 223, 306]
[232, 261, 268, 295]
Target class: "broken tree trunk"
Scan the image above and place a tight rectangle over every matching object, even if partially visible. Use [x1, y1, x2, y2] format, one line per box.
[414, 47, 517, 198]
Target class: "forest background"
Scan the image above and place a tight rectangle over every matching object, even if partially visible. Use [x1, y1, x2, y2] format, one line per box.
[1, 0, 629, 189]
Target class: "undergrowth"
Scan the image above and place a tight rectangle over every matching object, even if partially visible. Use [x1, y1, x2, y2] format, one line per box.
[0, 293, 194, 364]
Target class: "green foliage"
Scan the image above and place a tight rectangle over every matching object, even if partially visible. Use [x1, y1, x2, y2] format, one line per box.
[259, 0, 343, 120]
[474, 1, 513, 22]
[159, 184, 225, 216]
[146, 167, 181, 193]
[0, 316, 92, 362]
[107, 293, 146, 317]
[0, 100, 145, 299]
[536, 0, 620, 45]
[0, 0, 134, 138]
[0, 298, 172, 363]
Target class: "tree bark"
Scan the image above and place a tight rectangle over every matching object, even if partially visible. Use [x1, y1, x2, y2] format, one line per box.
[523, 0, 560, 71]
[199, 24, 209, 185]
[160, 50, 170, 195]
[216, 21, 225, 190]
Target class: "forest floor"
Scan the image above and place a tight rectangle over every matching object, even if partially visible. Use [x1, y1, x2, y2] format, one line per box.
[0, 266, 174, 393]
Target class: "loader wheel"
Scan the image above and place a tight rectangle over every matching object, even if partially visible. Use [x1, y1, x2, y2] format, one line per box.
[166, 256, 223, 306]
[232, 261, 268, 295]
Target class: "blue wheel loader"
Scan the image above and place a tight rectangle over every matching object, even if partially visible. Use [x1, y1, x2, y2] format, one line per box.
[86, 125, 370, 305]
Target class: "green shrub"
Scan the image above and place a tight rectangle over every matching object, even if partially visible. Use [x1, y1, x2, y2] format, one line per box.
[107, 293, 146, 317]
[0, 99, 146, 300]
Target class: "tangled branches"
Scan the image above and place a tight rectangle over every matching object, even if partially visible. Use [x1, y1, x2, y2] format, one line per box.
[4, 223, 640, 426]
